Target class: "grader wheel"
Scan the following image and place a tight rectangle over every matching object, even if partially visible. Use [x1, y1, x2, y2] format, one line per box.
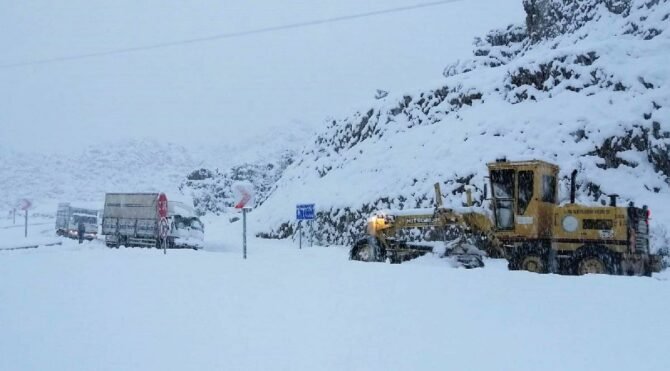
[577, 257, 606, 275]
[352, 243, 374, 261]
[350, 238, 384, 262]
[509, 245, 548, 273]
[520, 255, 547, 273]
[572, 246, 620, 275]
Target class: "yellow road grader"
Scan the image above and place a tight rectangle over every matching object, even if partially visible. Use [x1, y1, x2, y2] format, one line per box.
[350, 159, 663, 276]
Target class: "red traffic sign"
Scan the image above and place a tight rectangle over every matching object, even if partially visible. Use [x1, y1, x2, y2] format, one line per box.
[17, 199, 32, 211]
[157, 193, 168, 218]
[159, 217, 169, 239]
[233, 182, 254, 209]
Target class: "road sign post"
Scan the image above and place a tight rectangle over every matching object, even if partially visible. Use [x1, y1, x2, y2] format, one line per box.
[159, 217, 169, 254]
[18, 199, 32, 238]
[296, 204, 316, 249]
[157, 193, 169, 254]
[242, 206, 248, 259]
[233, 182, 254, 259]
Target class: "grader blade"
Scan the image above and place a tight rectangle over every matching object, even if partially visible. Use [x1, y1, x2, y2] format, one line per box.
[350, 236, 385, 262]
[442, 236, 485, 269]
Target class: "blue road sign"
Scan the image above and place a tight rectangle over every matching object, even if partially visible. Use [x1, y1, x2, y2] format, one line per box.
[296, 204, 316, 220]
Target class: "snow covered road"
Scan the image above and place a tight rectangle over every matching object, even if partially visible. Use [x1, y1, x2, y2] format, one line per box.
[1, 219, 668, 371]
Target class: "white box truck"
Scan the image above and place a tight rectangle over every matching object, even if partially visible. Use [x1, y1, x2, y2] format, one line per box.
[101, 193, 204, 249]
[55, 203, 99, 240]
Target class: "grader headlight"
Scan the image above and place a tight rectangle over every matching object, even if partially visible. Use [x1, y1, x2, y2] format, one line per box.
[367, 213, 391, 235]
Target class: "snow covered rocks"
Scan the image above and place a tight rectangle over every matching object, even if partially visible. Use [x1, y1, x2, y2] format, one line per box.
[252, 0, 670, 252]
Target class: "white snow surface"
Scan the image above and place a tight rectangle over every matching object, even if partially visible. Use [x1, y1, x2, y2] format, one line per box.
[1, 3, 669, 370]
[1, 218, 669, 371]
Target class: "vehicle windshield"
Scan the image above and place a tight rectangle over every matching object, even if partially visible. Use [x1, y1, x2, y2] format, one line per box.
[190, 220, 204, 231]
[72, 215, 96, 224]
[174, 215, 204, 231]
[490, 169, 515, 230]
[491, 169, 515, 199]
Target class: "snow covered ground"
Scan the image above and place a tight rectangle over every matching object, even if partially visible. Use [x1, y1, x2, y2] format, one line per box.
[1, 2, 669, 369]
[1, 216, 668, 371]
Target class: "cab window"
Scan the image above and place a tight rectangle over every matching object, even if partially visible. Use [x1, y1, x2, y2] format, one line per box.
[542, 175, 556, 203]
[491, 169, 515, 199]
[517, 171, 533, 215]
[491, 169, 515, 230]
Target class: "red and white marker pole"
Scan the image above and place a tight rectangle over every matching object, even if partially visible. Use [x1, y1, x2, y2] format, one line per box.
[157, 193, 169, 254]
[233, 182, 254, 259]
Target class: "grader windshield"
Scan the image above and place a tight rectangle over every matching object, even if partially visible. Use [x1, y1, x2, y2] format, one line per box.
[490, 169, 515, 230]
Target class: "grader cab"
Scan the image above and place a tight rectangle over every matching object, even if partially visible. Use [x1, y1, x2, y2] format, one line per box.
[350, 159, 661, 276]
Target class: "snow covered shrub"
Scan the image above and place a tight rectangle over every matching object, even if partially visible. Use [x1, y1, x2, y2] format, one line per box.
[523, 0, 633, 41]
[180, 153, 294, 215]
[444, 24, 529, 78]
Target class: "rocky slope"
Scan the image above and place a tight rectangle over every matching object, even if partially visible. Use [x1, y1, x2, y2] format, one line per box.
[250, 0, 670, 251]
[179, 152, 295, 215]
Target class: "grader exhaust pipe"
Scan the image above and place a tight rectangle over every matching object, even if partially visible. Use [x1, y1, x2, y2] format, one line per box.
[570, 169, 578, 204]
[434, 183, 444, 207]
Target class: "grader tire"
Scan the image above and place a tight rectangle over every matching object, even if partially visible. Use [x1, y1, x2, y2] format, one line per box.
[572, 246, 620, 275]
[519, 254, 548, 273]
[388, 254, 402, 264]
[576, 256, 608, 275]
[508, 245, 548, 273]
[350, 238, 384, 263]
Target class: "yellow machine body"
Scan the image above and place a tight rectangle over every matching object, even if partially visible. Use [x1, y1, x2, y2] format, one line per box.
[353, 159, 661, 275]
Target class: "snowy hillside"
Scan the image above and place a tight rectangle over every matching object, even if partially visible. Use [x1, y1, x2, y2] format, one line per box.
[253, 0, 670, 250]
[0, 123, 310, 212]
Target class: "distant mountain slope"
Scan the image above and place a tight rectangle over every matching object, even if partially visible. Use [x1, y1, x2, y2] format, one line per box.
[0, 140, 202, 211]
[252, 0, 670, 250]
[0, 123, 312, 213]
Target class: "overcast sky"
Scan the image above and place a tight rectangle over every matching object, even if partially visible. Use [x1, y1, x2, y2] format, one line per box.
[0, 0, 523, 153]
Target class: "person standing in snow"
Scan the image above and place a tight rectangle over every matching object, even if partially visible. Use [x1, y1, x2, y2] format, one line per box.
[77, 220, 85, 244]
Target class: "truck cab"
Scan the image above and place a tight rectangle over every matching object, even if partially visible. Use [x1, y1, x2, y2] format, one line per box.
[169, 201, 205, 245]
[56, 203, 99, 240]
